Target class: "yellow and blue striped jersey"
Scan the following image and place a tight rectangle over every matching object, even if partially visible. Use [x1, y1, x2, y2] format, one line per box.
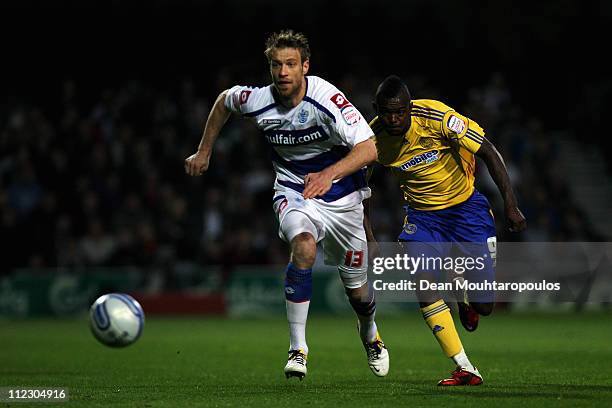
[370, 99, 486, 210]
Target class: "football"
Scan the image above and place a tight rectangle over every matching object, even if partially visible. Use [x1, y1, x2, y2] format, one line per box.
[89, 293, 145, 347]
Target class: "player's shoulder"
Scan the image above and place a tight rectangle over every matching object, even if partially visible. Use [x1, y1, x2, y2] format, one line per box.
[305, 75, 338, 99]
[305, 75, 358, 124]
[307, 76, 354, 111]
[411, 99, 453, 119]
[226, 84, 275, 116]
[410, 99, 454, 133]
[413, 99, 478, 138]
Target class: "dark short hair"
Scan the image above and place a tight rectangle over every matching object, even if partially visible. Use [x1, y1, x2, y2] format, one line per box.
[376, 75, 411, 104]
[264, 30, 311, 63]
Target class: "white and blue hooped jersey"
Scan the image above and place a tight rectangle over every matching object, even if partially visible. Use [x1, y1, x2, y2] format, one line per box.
[225, 76, 373, 206]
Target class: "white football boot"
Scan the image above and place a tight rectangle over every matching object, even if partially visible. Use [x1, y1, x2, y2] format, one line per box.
[284, 349, 307, 380]
[358, 323, 389, 377]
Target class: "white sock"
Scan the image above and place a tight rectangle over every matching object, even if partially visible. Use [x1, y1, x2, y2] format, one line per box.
[358, 312, 378, 343]
[452, 348, 476, 372]
[286, 300, 309, 354]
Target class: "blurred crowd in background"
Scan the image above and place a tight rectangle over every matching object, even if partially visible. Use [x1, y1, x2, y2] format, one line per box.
[3, 0, 611, 288]
[1, 70, 605, 277]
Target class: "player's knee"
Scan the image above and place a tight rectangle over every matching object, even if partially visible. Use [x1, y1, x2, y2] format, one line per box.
[338, 263, 368, 294]
[471, 302, 494, 316]
[290, 232, 316, 269]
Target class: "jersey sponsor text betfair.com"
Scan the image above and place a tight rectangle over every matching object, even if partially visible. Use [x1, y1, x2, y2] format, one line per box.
[264, 127, 329, 146]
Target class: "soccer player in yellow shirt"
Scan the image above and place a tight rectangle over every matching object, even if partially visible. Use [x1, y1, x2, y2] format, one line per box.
[366, 75, 526, 386]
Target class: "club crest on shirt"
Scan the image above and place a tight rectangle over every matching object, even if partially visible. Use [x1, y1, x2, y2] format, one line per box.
[419, 137, 435, 149]
[298, 108, 309, 124]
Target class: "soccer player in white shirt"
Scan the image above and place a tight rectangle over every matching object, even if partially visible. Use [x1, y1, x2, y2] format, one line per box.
[185, 30, 388, 380]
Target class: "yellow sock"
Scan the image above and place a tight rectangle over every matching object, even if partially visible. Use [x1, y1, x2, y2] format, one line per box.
[420, 300, 463, 358]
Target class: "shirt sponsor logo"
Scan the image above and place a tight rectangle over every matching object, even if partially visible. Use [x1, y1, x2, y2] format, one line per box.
[447, 115, 466, 134]
[398, 150, 439, 171]
[264, 126, 329, 146]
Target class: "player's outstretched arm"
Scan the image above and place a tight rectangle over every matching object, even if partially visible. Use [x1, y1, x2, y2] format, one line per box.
[476, 139, 527, 232]
[303, 138, 378, 199]
[185, 91, 231, 176]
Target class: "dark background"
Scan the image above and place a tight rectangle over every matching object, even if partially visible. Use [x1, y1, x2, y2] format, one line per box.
[1, 0, 611, 278]
[2, 0, 609, 131]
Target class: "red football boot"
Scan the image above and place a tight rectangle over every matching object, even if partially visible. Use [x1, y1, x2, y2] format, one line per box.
[458, 302, 479, 332]
[437, 367, 483, 386]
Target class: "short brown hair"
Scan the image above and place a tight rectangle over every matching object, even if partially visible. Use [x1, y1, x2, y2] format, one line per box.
[264, 30, 311, 63]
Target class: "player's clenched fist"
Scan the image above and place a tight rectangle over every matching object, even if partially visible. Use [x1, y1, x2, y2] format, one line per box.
[505, 205, 527, 233]
[184, 152, 210, 176]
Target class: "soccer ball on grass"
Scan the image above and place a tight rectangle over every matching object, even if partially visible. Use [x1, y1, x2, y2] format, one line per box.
[89, 293, 145, 347]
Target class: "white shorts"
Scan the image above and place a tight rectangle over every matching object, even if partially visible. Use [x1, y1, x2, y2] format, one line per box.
[272, 189, 368, 289]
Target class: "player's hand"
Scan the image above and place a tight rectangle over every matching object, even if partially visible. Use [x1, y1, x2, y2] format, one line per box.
[505, 205, 527, 232]
[303, 170, 334, 199]
[184, 151, 210, 176]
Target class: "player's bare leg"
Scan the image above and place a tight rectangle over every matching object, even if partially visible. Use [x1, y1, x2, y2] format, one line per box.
[345, 283, 389, 377]
[284, 232, 316, 380]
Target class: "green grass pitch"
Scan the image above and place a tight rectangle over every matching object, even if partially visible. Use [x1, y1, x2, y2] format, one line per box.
[1, 312, 611, 407]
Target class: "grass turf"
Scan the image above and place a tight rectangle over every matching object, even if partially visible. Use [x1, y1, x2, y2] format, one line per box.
[1, 312, 611, 407]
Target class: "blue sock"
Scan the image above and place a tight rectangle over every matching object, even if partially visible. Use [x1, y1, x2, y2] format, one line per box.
[284, 263, 312, 302]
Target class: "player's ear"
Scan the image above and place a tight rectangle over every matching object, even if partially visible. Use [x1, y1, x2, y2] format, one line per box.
[302, 58, 309, 75]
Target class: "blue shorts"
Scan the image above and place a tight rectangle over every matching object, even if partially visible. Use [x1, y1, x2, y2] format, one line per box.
[398, 190, 497, 302]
